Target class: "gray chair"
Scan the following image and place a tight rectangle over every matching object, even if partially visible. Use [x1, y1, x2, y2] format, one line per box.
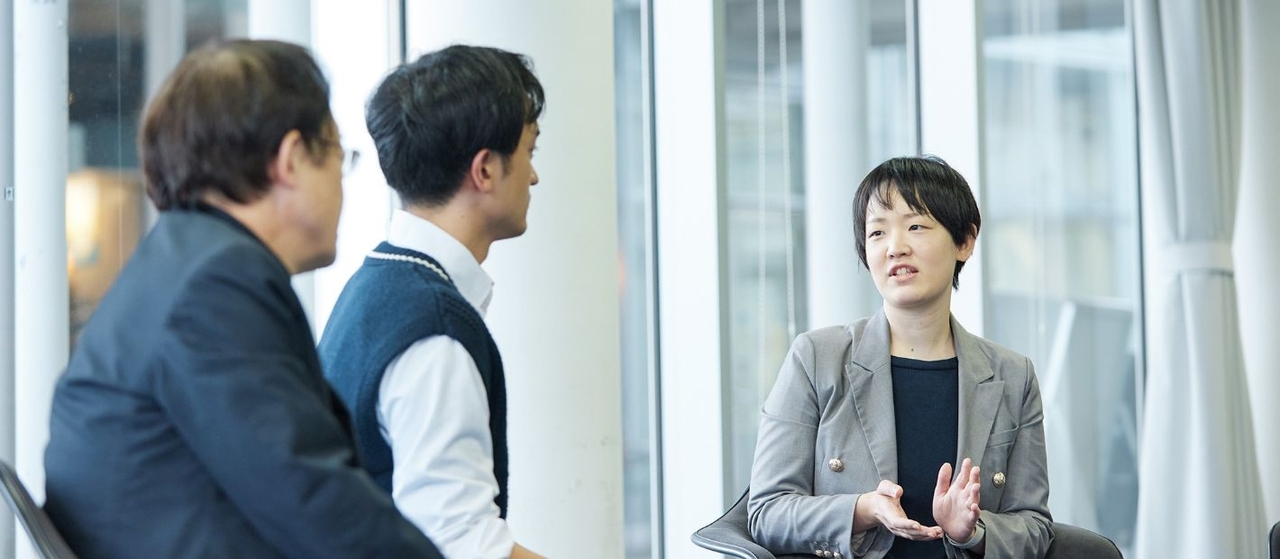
[1269, 520, 1278, 559]
[692, 489, 1123, 559]
[1047, 523, 1122, 559]
[0, 460, 78, 559]
[690, 489, 809, 559]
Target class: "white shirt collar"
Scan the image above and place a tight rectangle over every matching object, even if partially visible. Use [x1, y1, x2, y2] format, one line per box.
[387, 210, 494, 316]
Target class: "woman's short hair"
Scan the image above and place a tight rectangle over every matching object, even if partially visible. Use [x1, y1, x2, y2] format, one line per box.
[852, 155, 982, 289]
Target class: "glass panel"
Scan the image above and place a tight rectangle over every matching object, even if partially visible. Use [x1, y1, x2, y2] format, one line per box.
[68, 0, 146, 345]
[981, 0, 1139, 553]
[723, 0, 805, 498]
[865, 1, 917, 166]
[68, 0, 248, 345]
[614, 0, 656, 557]
[721, 0, 915, 493]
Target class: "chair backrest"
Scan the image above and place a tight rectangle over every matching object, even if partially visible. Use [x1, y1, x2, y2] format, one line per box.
[1045, 522, 1122, 559]
[1269, 520, 1279, 559]
[0, 461, 78, 559]
[689, 489, 839, 559]
[693, 488, 1124, 559]
[690, 490, 776, 559]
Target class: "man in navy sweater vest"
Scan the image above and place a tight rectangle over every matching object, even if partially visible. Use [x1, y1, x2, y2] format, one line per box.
[319, 45, 546, 559]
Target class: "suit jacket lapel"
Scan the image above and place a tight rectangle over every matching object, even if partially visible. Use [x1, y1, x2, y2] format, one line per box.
[847, 309, 897, 483]
[953, 316, 1004, 467]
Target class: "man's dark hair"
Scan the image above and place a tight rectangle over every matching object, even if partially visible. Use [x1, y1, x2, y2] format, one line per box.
[140, 39, 333, 211]
[365, 44, 544, 207]
[852, 155, 982, 289]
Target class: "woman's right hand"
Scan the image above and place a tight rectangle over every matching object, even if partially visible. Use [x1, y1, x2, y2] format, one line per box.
[853, 480, 943, 540]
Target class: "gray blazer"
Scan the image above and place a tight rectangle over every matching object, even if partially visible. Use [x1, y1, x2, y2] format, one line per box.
[747, 310, 1052, 558]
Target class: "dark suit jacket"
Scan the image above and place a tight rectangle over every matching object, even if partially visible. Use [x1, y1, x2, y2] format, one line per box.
[748, 310, 1053, 559]
[44, 206, 442, 559]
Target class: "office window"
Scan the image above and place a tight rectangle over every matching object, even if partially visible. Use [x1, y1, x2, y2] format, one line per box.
[721, 0, 916, 493]
[68, 0, 248, 344]
[723, 0, 807, 496]
[981, 0, 1140, 553]
[614, 0, 658, 557]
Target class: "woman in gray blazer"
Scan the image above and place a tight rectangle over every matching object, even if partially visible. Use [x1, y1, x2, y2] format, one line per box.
[748, 156, 1052, 559]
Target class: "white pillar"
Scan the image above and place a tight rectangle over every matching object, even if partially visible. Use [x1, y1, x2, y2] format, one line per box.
[1236, 0, 1280, 527]
[404, 2, 624, 556]
[310, 0, 401, 338]
[13, 0, 69, 512]
[802, 0, 876, 328]
[144, 0, 184, 98]
[248, 0, 310, 45]
[1, 0, 17, 556]
[247, 0, 317, 328]
[917, 0, 986, 334]
[651, 0, 728, 556]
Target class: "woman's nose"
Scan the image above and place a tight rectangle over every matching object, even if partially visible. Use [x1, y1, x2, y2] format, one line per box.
[885, 234, 909, 258]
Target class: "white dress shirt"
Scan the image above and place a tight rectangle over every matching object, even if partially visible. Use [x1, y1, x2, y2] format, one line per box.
[377, 210, 514, 559]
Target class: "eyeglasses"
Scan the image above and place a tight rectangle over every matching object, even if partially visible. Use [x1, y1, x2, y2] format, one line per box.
[338, 147, 361, 176]
[321, 140, 361, 176]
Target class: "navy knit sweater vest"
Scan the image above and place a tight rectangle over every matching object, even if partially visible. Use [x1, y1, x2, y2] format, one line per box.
[318, 242, 508, 516]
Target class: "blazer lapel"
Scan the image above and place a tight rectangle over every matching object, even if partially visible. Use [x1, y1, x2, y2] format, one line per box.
[953, 316, 1004, 467]
[847, 310, 897, 483]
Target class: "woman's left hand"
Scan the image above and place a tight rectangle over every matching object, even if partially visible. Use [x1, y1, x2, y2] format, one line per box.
[932, 457, 982, 544]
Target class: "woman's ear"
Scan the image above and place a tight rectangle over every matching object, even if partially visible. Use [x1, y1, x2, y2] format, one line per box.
[957, 224, 978, 262]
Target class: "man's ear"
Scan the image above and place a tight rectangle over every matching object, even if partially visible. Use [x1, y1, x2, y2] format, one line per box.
[468, 148, 499, 194]
[268, 130, 306, 191]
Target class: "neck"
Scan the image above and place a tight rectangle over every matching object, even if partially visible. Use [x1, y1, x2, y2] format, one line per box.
[403, 203, 494, 264]
[884, 301, 956, 360]
[202, 193, 306, 275]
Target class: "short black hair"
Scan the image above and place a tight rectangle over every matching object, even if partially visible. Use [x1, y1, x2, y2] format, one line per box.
[140, 39, 332, 210]
[852, 155, 981, 289]
[365, 44, 544, 207]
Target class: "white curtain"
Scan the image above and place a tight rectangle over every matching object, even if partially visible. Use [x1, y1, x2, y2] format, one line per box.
[1235, 0, 1280, 527]
[1133, 2, 1266, 558]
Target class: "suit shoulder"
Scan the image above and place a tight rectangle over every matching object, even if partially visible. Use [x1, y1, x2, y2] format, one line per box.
[789, 322, 862, 384]
[967, 334, 1038, 386]
[796, 324, 854, 353]
[200, 233, 285, 277]
[971, 335, 1030, 366]
[162, 227, 299, 346]
[792, 318, 878, 361]
[139, 215, 286, 309]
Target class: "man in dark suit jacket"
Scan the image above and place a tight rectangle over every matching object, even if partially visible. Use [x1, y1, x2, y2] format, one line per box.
[42, 39, 444, 559]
